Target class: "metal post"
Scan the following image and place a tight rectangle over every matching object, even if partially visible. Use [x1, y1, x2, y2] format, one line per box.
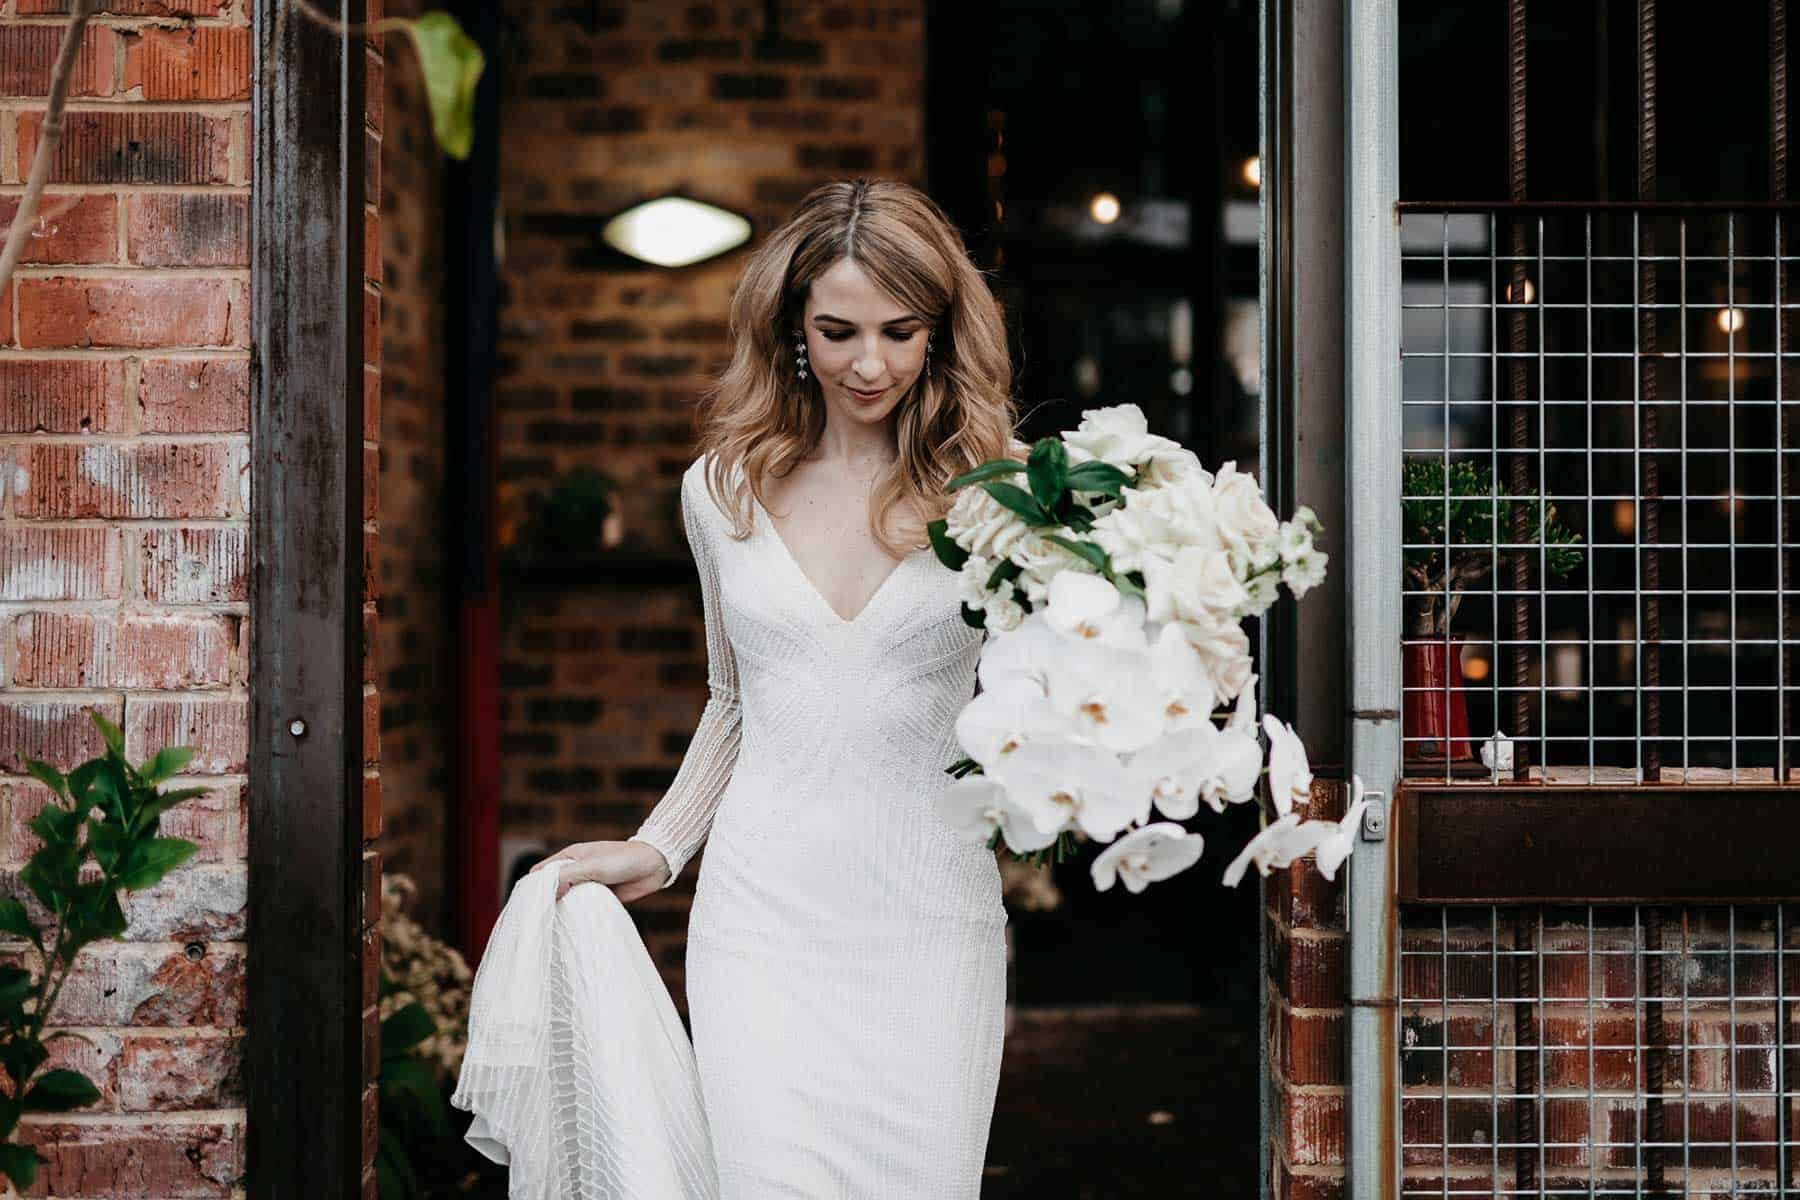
[1345, 0, 1401, 1196]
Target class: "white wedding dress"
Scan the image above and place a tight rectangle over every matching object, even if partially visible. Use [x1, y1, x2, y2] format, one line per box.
[630, 453, 1009, 1198]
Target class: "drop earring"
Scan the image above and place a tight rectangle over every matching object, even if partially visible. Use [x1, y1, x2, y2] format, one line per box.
[923, 332, 934, 376]
[793, 328, 809, 380]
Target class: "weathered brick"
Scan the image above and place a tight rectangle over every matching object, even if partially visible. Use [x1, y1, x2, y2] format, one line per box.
[364, 685, 380, 766]
[14, 1117, 242, 1196]
[364, 281, 380, 367]
[0, 942, 241, 1026]
[0, 24, 115, 97]
[20, 0, 226, 11]
[0, 778, 243, 868]
[0, 193, 117, 264]
[0, 526, 123, 600]
[124, 695, 247, 774]
[120, 864, 246, 941]
[13, 441, 244, 518]
[122, 26, 251, 101]
[5, 611, 236, 689]
[17, 110, 233, 185]
[33, 1027, 124, 1110]
[365, 443, 379, 522]
[1282, 1007, 1346, 1086]
[1282, 1088, 1346, 1166]
[117, 1032, 244, 1110]
[0, 357, 128, 432]
[0, 696, 121, 773]
[363, 771, 382, 840]
[138, 357, 250, 432]
[365, 207, 382, 286]
[366, 44, 383, 133]
[125, 193, 250, 267]
[140, 526, 248, 603]
[18, 276, 241, 348]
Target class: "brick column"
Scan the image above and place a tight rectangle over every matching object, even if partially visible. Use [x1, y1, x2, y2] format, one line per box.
[0, 1, 253, 1195]
[1268, 778, 1350, 1199]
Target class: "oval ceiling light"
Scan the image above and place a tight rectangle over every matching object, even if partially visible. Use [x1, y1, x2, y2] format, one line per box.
[600, 195, 752, 268]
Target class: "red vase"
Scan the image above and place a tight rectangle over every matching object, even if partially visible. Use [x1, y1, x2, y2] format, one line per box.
[1403, 638, 1474, 763]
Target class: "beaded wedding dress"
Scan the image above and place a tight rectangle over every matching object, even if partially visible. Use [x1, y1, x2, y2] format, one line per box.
[630, 453, 1009, 1198]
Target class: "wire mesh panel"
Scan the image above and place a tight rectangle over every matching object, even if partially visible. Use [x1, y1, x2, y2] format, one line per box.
[1399, 206, 1800, 786]
[1400, 903, 1799, 1197]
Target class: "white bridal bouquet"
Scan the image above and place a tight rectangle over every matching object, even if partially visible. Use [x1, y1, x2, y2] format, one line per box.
[927, 403, 1368, 893]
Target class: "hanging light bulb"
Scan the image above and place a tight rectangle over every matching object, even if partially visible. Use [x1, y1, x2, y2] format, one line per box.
[1089, 193, 1121, 225]
[1241, 156, 1261, 188]
[1716, 306, 1746, 334]
[600, 196, 752, 268]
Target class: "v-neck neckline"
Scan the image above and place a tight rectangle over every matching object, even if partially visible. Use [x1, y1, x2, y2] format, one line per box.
[751, 492, 924, 627]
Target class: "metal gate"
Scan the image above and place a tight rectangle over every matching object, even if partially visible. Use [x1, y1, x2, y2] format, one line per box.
[1343, 1, 1800, 1196]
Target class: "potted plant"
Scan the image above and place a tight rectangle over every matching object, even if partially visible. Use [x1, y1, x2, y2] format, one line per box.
[1401, 458, 1583, 772]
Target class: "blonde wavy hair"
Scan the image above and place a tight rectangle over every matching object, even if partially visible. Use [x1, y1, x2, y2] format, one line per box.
[694, 178, 1021, 556]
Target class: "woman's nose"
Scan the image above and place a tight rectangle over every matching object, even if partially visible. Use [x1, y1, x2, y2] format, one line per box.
[853, 356, 885, 381]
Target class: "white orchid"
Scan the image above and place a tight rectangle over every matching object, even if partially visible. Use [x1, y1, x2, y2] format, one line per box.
[995, 739, 1148, 841]
[1148, 622, 1217, 731]
[954, 676, 1075, 768]
[1043, 572, 1145, 648]
[1127, 722, 1262, 819]
[934, 775, 1059, 854]
[976, 613, 1062, 692]
[1262, 714, 1314, 816]
[1062, 403, 1189, 471]
[1222, 812, 1322, 887]
[1090, 822, 1205, 894]
[1312, 776, 1373, 882]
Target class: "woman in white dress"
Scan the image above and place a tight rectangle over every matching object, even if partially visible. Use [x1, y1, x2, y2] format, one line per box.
[528, 178, 1023, 1197]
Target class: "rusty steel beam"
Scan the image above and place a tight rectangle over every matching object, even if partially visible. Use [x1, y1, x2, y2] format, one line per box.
[1398, 786, 1800, 903]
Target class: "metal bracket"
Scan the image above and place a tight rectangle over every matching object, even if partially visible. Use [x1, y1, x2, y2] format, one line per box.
[1360, 791, 1388, 842]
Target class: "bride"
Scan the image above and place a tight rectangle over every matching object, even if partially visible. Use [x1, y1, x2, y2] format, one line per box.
[527, 178, 1023, 1196]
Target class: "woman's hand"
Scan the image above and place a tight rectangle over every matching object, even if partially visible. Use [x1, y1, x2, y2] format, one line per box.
[527, 838, 670, 903]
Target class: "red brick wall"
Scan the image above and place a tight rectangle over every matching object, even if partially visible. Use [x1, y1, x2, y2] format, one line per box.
[494, 0, 926, 999]
[1267, 778, 1349, 1199]
[372, 0, 450, 936]
[0, 2, 255, 1195]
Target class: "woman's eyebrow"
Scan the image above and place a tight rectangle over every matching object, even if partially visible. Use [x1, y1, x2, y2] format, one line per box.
[812, 313, 922, 326]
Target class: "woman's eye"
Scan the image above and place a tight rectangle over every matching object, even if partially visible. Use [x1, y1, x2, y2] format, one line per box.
[819, 330, 918, 342]
[821, 332, 852, 342]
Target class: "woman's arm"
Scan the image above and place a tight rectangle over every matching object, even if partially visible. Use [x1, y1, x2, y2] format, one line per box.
[629, 465, 742, 889]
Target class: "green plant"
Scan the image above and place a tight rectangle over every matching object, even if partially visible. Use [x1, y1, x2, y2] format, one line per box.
[0, 711, 205, 1193]
[374, 970, 451, 1200]
[1402, 458, 1584, 636]
[523, 467, 618, 555]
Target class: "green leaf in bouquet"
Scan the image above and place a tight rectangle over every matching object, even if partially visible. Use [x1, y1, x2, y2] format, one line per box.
[380, 1001, 436, 1058]
[0, 1139, 40, 1191]
[983, 557, 1022, 591]
[925, 518, 969, 571]
[980, 481, 1053, 526]
[1066, 460, 1131, 497]
[22, 1067, 100, 1113]
[959, 602, 987, 630]
[1026, 437, 1069, 512]
[116, 837, 198, 892]
[945, 459, 1026, 491]
[406, 13, 486, 161]
[21, 758, 66, 801]
[1114, 572, 1147, 601]
[944, 755, 983, 778]
[0, 899, 40, 949]
[1044, 534, 1111, 575]
[1060, 502, 1096, 533]
[136, 746, 194, 787]
[88, 710, 124, 758]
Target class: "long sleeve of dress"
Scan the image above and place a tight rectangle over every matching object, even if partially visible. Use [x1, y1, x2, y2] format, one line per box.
[630, 468, 742, 889]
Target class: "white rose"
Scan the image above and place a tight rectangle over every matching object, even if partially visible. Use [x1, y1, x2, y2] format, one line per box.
[983, 588, 1025, 632]
[1134, 447, 1207, 490]
[946, 485, 1032, 561]
[1142, 544, 1247, 627]
[1062, 403, 1188, 470]
[1177, 613, 1254, 701]
[1210, 462, 1281, 554]
[957, 554, 996, 607]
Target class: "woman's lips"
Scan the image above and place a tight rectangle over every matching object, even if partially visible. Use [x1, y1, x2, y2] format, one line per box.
[847, 385, 888, 401]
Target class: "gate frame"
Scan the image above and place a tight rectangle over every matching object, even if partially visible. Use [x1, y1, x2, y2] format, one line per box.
[247, 0, 370, 1195]
[1343, 0, 1403, 1197]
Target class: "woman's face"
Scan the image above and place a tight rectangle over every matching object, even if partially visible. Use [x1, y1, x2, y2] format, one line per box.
[799, 257, 930, 431]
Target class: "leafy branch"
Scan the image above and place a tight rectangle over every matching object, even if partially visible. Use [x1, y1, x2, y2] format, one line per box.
[0, 711, 205, 1193]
